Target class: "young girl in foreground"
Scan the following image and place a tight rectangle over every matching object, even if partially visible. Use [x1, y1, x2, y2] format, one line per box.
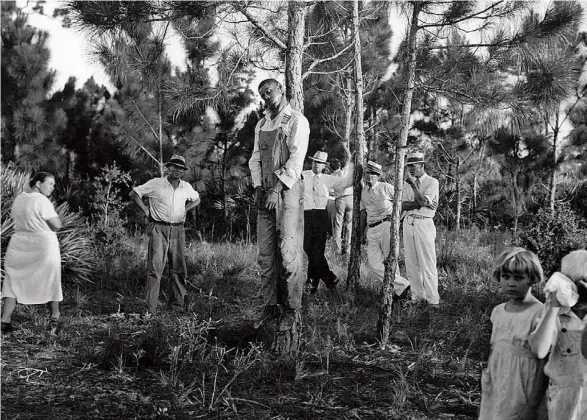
[530, 249, 587, 420]
[479, 248, 546, 420]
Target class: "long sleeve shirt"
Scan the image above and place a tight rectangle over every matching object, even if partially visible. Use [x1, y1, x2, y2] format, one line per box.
[302, 163, 354, 210]
[332, 168, 354, 197]
[248, 104, 309, 190]
[401, 172, 439, 218]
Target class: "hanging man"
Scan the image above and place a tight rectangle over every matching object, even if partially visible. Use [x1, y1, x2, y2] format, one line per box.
[302, 147, 353, 294]
[360, 160, 411, 299]
[248, 78, 309, 330]
[401, 152, 440, 305]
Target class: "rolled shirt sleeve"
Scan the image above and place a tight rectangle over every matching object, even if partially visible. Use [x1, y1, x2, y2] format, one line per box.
[249, 122, 263, 188]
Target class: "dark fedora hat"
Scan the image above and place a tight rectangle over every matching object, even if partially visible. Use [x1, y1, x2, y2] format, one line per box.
[165, 155, 188, 170]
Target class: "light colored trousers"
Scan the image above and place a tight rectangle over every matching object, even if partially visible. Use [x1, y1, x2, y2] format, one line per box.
[256, 180, 305, 310]
[334, 195, 353, 254]
[402, 215, 439, 304]
[366, 221, 410, 296]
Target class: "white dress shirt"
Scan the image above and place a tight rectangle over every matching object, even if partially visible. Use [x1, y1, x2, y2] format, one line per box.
[402, 172, 439, 218]
[302, 164, 353, 210]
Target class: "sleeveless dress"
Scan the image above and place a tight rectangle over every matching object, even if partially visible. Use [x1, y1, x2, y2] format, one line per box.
[2, 192, 62, 303]
[479, 301, 543, 420]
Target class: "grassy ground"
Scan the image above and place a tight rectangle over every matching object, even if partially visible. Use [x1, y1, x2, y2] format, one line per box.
[1, 228, 512, 419]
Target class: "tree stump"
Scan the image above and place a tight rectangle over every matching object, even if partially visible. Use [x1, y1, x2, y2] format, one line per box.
[270, 309, 301, 355]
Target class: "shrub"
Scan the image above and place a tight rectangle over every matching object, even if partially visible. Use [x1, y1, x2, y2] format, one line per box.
[1, 164, 96, 284]
[517, 203, 587, 276]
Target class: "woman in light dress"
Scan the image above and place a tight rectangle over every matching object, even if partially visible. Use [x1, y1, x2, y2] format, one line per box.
[1, 172, 63, 334]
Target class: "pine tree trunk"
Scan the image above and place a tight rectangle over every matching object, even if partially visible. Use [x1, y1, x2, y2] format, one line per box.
[378, 2, 422, 348]
[158, 82, 164, 177]
[346, 0, 365, 292]
[548, 125, 559, 212]
[286, 1, 306, 113]
[455, 160, 461, 230]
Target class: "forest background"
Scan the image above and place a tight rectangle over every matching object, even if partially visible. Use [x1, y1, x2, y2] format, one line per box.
[2, 1, 587, 419]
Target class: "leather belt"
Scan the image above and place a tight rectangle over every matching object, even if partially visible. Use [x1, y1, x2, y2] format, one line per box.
[369, 216, 391, 228]
[152, 219, 184, 226]
[405, 214, 428, 220]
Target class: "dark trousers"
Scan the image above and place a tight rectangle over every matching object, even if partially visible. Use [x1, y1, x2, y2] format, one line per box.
[146, 223, 187, 314]
[303, 209, 336, 285]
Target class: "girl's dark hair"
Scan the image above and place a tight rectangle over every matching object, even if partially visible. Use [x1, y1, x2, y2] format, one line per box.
[29, 172, 54, 188]
[492, 247, 544, 285]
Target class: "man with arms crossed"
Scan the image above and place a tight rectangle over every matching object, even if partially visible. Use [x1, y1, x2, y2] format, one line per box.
[401, 152, 440, 305]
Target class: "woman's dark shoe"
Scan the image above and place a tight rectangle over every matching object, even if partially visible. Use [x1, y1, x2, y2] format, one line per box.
[1, 322, 13, 334]
[47, 318, 61, 335]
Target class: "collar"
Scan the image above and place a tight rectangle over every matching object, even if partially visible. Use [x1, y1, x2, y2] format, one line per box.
[367, 181, 379, 190]
[165, 177, 183, 187]
[263, 103, 292, 121]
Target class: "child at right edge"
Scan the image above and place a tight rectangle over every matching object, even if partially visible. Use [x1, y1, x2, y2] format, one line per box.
[530, 249, 587, 420]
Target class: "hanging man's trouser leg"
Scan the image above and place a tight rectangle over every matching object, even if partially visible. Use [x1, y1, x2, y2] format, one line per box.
[257, 180, 305, 311]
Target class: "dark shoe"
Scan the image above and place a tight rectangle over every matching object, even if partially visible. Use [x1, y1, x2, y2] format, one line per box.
[278, 309, 299, 331]
[1, 322, 13, 334]
[325, 276, 339, 290]
[47, 319, 61, 335]
[168, 304, 185, 314]
[253, 305, 279, 329]
[395, 286, 411, 301]
[310, 278, 320, 295]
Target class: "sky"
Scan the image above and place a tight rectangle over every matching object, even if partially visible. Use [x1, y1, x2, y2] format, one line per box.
[16, 0, 587, 95]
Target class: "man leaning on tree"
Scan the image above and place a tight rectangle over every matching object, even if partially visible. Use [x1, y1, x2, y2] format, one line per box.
[401, 152, 440, 306]
[302, 146, 353, 294]
[360, 160, 411, 300]
[248, 78, 309, 330]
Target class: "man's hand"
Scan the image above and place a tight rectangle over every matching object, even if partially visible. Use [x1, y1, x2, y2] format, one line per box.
[342, 141, 351, 159]
[404, 170, 416, 186]
[264, 189, 279, 210]
[254, 187, 264, 208]
[547, 292, 561, 308]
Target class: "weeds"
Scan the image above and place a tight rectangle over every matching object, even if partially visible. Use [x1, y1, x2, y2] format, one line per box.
[2, 227, 515, 419]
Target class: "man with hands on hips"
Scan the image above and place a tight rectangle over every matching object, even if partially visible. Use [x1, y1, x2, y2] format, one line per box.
[130, 155, 200, 315]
